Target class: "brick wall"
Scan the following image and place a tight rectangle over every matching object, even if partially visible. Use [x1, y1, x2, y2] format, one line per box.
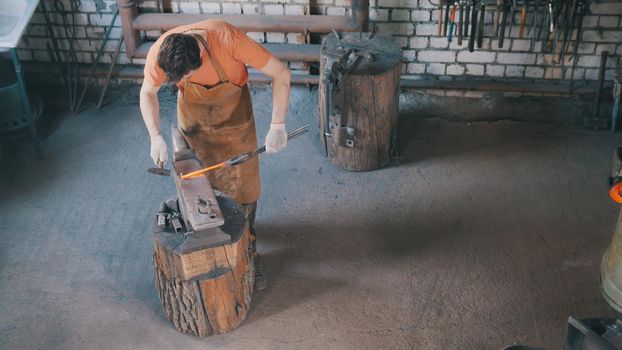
[14, 0, 622, 85]
[376, 0, 622, 82]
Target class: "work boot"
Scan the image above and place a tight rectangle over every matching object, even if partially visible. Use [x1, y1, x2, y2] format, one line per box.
[254, 257, 268, 290]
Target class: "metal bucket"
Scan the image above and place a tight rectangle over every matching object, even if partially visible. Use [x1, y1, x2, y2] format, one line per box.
[0, 58, 42, 148]
[0, 58, 30, 131]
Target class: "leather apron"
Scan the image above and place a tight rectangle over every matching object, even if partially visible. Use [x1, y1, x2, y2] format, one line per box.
[177, 34, 260, 204]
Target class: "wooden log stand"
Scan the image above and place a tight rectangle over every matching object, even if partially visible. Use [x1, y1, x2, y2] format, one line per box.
[318, 32, 402, 171]
[152, 127, 255, 337]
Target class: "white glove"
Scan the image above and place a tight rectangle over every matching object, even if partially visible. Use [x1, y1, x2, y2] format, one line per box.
[265, 123, 287, 154]
[150, 134, 168, 166]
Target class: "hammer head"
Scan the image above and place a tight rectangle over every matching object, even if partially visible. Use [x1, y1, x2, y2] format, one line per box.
[148, 167, 171, 176]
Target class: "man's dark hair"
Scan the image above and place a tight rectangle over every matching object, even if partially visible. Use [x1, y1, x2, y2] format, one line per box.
[157, 33, 202, 83]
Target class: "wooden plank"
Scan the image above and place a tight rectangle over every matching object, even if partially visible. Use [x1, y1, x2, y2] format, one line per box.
[200, 273, 232, 333]
[153, 238, 172, 279]
[232, 231, 253, 311]
[193, 280, 213, 337]
[134, 41, 321, 62]
[179, 239, 237, 279]
[172, 250, 185, 279]
[263, 43, 320, 62]
[220, 270, 242, 325]
[133, 13, 356, 33]
[218, 271, 239, 331]
[224, 239, 240, 265]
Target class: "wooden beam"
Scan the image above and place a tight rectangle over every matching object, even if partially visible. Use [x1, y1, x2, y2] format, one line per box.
[134, 41, 321, 62]
[133, 13, 357, 33]
[118, 0, 142, 57]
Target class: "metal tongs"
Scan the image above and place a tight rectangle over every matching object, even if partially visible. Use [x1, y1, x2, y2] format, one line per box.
[180, 124, 309, 180]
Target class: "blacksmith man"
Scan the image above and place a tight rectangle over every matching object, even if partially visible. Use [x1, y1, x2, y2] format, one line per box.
[139, 20, 292, 289]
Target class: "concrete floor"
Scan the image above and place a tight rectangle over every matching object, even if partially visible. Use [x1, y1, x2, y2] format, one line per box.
[1, 85, 620, 349]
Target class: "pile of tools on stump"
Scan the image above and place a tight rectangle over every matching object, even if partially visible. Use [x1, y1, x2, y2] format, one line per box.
[319, 32, 402, 171]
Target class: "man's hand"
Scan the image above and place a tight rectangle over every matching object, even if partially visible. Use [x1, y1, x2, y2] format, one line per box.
[150, 135, 168, 166]
[265, 123, 287, 153]
[258, 57, 291, 153]
[140, 80, 165, 166]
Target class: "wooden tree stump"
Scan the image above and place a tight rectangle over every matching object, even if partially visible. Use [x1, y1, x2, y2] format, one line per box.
[318, 32, 402, 171]
[152, 191, 254, 337]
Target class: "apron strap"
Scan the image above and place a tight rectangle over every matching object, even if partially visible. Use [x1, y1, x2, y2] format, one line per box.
[191, 34, 229, 83]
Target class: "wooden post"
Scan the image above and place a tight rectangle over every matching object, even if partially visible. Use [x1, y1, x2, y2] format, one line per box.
[118, 0, 142, 57]
[151, 127, 255, 337]
[351, 0, 370, 32]
[318, 32, 401, 171]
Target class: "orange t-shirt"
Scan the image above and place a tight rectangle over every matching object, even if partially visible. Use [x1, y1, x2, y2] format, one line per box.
[144, 20, 271, 89]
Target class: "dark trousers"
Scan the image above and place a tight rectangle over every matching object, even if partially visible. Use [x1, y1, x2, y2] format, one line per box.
[241, 202, 257, 256]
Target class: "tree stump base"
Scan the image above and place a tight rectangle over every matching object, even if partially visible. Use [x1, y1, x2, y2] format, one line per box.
[319, 32, 402, 171]
[152, 191, 254, 337]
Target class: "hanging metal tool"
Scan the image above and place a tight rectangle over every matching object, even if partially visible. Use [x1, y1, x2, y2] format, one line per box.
[559, 0, 574, 79]
[540, 1, 552, 52]
[469, 0, 478, 52]
[507, 0, 517, 43]
[494, 0, 503, 37]
[477, 1, 486, 48]
[53, 0, 81, 111]
[439, 0, 445, 36]
[443, 0, 452, 36]
[529, 1, 539, 51]
[75, 6, 119, 113]
[39, 0, 67, 90]
[458, 0, 465, 45]
[519, 1, 527, 38]
[178, 125, 309, 180]
[499, 0, 511, 48]
[551, 0, 563, 54]
[570, 0, 588, 84]
[96, 36, 124, 109]
[464, 0, 471, 38]
[448, 2, 457, 43]
[585, 51, 610, 130]
[322, 43, 353, 157]
[431, 0, 590, 61]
